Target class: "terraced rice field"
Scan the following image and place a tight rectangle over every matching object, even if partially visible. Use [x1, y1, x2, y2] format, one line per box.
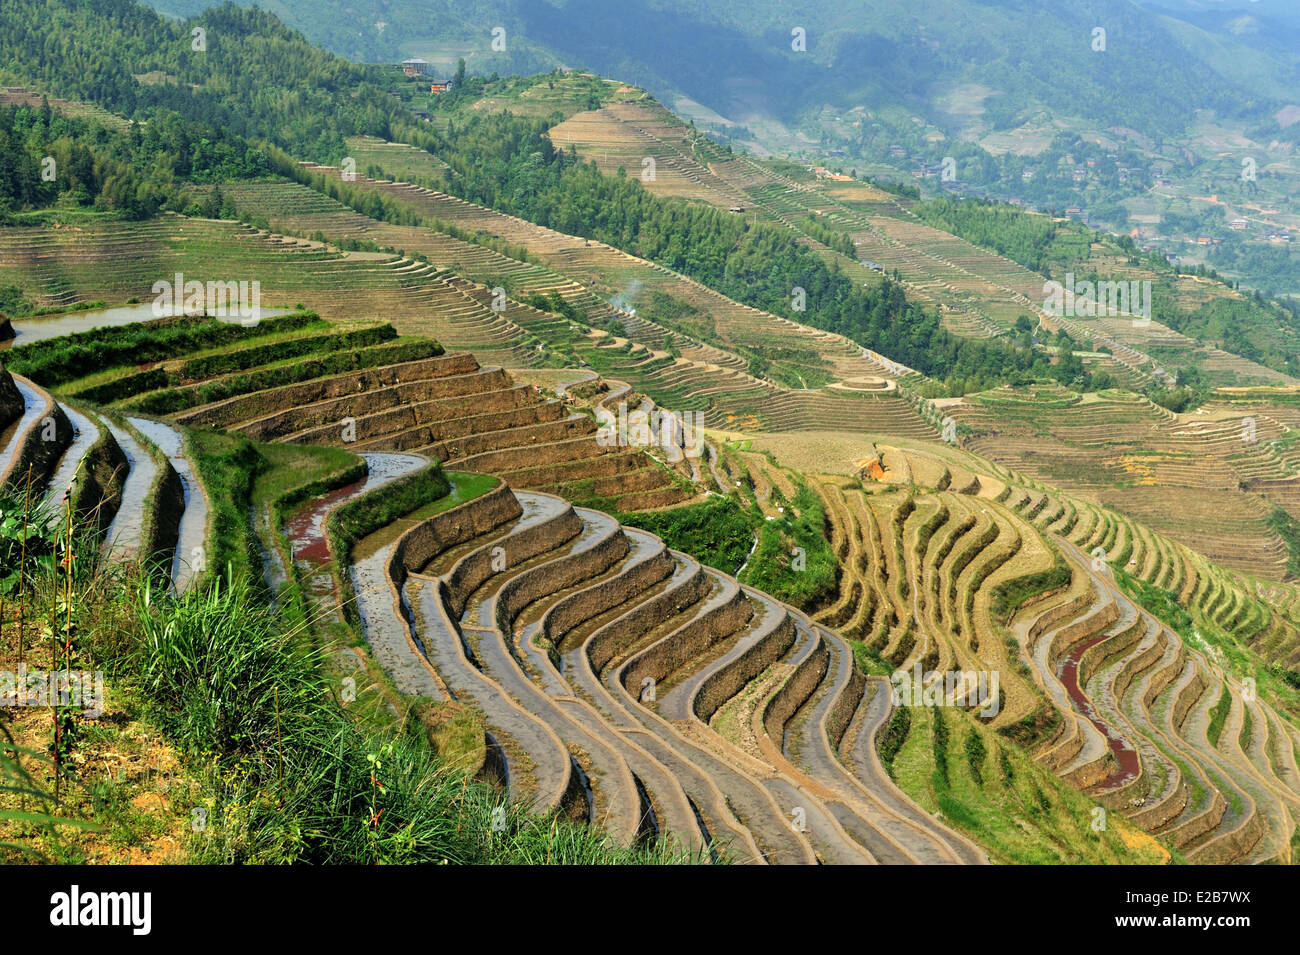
[297, 164, 905, 388]
[800, 441, 1300, 862]
[6, 292, 1297, 864]
[0, 215, 538, 369]
[943, 383, 1300, 580]
[203, 176, 931, 434]
[547, 101, 1291, 392]
[0, 309, 997, 864]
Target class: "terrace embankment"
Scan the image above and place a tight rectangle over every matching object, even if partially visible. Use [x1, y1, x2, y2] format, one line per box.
[321, 468, 982, 863]
[842, 442, 1300, 863]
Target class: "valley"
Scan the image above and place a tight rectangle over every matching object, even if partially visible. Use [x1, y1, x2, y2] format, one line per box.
[1, 0, 1299, 873]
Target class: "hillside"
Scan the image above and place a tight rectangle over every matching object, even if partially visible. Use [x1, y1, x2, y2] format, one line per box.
[136, 1, 1300, 240]
[2, 0, 1300, 872]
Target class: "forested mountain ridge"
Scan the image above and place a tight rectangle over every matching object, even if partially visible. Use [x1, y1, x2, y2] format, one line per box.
[0, 0, 406, 157]
[139, 0, 1300, 150]
[1, 0, 1294, 395]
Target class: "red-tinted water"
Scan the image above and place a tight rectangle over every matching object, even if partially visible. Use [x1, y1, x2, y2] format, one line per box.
[282, 453, 426, 598]
[1060, 632, 1141, 789]
[284, 479, 367, 596]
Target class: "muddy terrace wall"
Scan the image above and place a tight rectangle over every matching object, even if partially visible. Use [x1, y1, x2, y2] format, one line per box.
[499, 451, 643, 487]
[1064, 744, 1117, 790]
[1045, 600, 1120, 668]
[442, 503, 584, 619]
[1078, 614, 1146, 687]
[0, 365, 22, 427]
[437, 415, 592, 461]
[1027, 582, 1097, 647]
[619, 581, 753, 696]
[1171, 671, 1209, 734]
[458, 427, 620, 473]
[0, 382, 71, 492]
[386, 481, 519, 593]
[827, 667, 869, 752]
[1125, 778, 1189, 833]
[424, 401, 567, 444]
[1142, 647, 1189, 712]
[586, 565, 712, 669]
[605, 485, 688, 512]
[762, 634, 830, 743]
[1171, 789, 1231, 854]
[571, 467, 670, 497]
[1193, 804, 1266, 864]
[694, 607, 797, 721]
[293, 386, 543, 450]
[1041, 720, 1086, 773]
[176, 352, 482, 429]
[541, 540, 675, 651]
[374, 403, 566, 454]
[228, 369, 514, 442]
[141, 458, 186, 576]
[1111, 634, 1168, 706]
[494, 518, 630, 637]
[70, 422, 128, 536]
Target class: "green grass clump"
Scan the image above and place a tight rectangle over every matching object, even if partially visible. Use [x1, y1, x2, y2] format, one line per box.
[1207, 684, 1232, 749]
[132, 572, 702, 864]
[135, 572, 318, 754]
[740, 481, 838, 608]
[326, 465, 452, 558]
[1266, 505, 1300, 580]
[69, 368, 169, 405]
[618, 493, 754, 575]
[324, 463, 454, 626]
[566, 452, 836, 609]
[990, 552, 1071, 624]
[891, 706, 1171, 864]
[876, 704, 911, 774]
[176, 322, 397, 380]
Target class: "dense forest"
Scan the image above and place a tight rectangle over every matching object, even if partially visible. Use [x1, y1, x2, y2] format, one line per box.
[917, 198, 1063, 274]
[0, 0, 404, 157]
[917, 195, 1300, 379]
[0, 102, 270, 219]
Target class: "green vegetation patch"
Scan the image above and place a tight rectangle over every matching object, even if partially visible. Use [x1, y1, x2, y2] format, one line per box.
[7, 313, 317, 388]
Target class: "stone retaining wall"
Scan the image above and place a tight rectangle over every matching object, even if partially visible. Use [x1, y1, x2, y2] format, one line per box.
[0, 381, 71, 493]
[620, 580, 752, 694]
[443, 506, 583, 618]
[176, 352, 482, 428]
[70, 419, 128, 537]
[544, 543, 675, 652]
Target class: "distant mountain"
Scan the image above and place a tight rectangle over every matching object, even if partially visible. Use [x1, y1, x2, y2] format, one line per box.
[140, 0, 1299, 147]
